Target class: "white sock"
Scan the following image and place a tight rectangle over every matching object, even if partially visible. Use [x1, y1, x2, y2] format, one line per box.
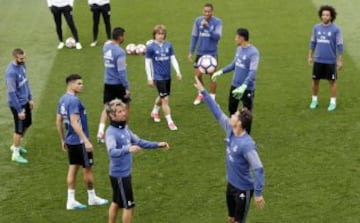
[87, 189, 96, 200]
[152, 105, 160, 114]
[68, 189, 75, 202]
[12, 147, 20, 156]
[312, 95, 318, 101]
[330, 97, 336, 104]
[98, 123, 105, 134]
[210, 94, 216, 100]
[165, 114, 173, 124]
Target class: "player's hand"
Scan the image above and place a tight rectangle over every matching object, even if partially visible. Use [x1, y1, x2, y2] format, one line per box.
[193, 76, 205, 92]
[148, 80, 154, 87]
[61, 140, 68, 152]
[188, 54, 193, 63]
[18, 111, 26, 120]
[158, 142, 170, 151]
[337, 60, 343, 71]
[201, 19, 208, 27]
[308, 57, 313, 66]
[29, 100, 34, 110]
[211, 70, 223, 82]
[176, 73, 182, 80]
[254, 196, 265, 209]
[232, 84, 247, 99]
[84, 140, 93, 152]
[129, 145, 142, 153]
[125, 90, 131, 98]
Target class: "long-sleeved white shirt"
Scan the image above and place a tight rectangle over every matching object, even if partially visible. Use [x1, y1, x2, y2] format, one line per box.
[88, 0, 110, 5]
[47, 0, 74, 7]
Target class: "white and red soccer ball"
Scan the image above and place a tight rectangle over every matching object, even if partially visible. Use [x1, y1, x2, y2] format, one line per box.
[135, 44, 146, 55]
[197, 55, 217, 74]
[65, 37, 76, 48]
[125, 43, 137, 55]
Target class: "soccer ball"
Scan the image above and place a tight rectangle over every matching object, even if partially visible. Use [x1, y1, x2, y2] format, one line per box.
[125, 43, 137, 55]
[65, 37, 76, 48]
[135, 44, 146, 55]
[146, 39, 154, 46]
[197, 55, 217, 74]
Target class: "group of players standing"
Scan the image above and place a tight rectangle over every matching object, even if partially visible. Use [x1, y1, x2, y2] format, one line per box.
[4, 1, 343, 223]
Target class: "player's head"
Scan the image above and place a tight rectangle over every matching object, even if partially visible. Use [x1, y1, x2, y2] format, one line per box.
[235, 28, 249, 45]
[203, 3, 214, 20]
[112, 27, 126, 44]
[230, 108, 252, 131]
[318, 5, 336, 24]
[12, 48, 25, 65]
[153, 24, 167, 42]
[106, 98, 128, 122]
[66, 74, 83, 94]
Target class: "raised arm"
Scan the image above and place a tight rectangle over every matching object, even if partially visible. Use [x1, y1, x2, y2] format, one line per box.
[105, 134, 132, 157]
[129, 130, 161, 149]
[210, 20, 222, 41]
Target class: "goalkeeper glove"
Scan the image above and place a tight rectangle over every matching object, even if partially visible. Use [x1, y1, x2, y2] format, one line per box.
[232, 84, 247, 99]
[211, 70, 223, 82]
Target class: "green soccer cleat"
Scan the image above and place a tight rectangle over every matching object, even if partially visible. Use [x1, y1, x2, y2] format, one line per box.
[327, 103, 336, 112]
[10, 145, 28, 154]
[309, 100, 318, 109]
[11, 154, 28, 164]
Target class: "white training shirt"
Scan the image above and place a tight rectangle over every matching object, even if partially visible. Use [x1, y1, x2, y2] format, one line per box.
[88, 0, 110, 5]
[47, 0, 74, 7]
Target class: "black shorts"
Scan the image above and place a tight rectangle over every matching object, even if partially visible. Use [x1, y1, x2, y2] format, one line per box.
[312, 62, 337, 80]
[103, 84, 131, 104]
[10, 102, 32, 135]
[66, 144, 94, 168]
[193, 54, 218, 69]
[226, 183, 254, 223]
[110, 175, 135, 209]
[90, 3, 111, 14]
[155, 80, 171, 98]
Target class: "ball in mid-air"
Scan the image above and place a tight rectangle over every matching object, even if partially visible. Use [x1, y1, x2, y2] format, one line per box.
[65, 37, 76, 48]
[197, 55, 217, 74]
[125, 43, 137, 55]
[136, 44, 146, 55]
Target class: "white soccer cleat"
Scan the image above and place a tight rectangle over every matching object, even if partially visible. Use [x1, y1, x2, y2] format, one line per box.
[151, 112, 161, 122]
[57, 42, 65, 49]
[75, 42, 82, 50]
[90, 41, 97, 47]
[168, 122, 178, 131]
[193, 94, 203, 105]
[88, 196, 109, 206]
[66, 200, 87, 210]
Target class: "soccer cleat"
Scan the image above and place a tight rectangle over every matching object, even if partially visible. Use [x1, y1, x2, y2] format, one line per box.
[88, 196, 109, 206]
[309, 100, 318, 109]
[151, 112, 161, 122]
[57, 42, 65, 49]
[90, 41, 97, 47]
[168, 122, 178, 131]
[97, 132, 105, 144]
[11, 154, 28, 164]
[75, 42, 82, 50]
[193, 94, 203, 105]
[66, 200, 87, 210]
[10, 145, 28, 154]
[327, 103, 336, 112]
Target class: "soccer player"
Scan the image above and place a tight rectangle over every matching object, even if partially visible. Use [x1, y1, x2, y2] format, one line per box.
[194, 77, 265, 223]
[97, 27, 130, 143]
[47, 0, 82, 50]
[56, 74, 108, 210]
[189, 3, 222, 105]
[308, 5, 343, 111]
[212, 28, 260, 134]
[105, 98, 169, 223]
[145, 24, 182, 131]
[5, 48, 33, 164]
[88, 0, 111, 47]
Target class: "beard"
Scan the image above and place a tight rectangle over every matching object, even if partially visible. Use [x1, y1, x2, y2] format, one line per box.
[16, 61, 25, 65]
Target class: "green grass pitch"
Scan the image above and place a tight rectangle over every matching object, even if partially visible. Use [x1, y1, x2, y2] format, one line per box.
[0, 0, 360, 222]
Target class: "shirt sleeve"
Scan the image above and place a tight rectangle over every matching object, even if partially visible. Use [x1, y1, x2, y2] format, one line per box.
[336, 28, 344, 54]
[244, 51, 259, 86]
[190, 20, 199, 54]
[6, 76, 22, 113]
[47, 0, 52, 7]
[129, 129, 159, 149]
[310, 26, 316, 50]
[68, 98, 80, 115]
[170, 55, 181, 74]
[222, 52, 237, 74]
[145, 58, 154, 81]
[106, 134, 130, 157]
[244, 148, 264, 197]
[116, 53, 130, 90]
[210, 20, 222, 41]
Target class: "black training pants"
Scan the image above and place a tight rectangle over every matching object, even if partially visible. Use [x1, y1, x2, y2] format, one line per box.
[90, 4, 111, 41]
[50, 5, 79, 42]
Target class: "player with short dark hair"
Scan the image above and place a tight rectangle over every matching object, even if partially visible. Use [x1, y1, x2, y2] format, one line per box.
[56, 74, 108, 210]
[212, 28, 260, 134]
[194, 77, 265, 223]
[97, 27, 130, 142]
[5, 48, 34, 164]
[308, 5, 343, 111]
[105, 98, 169, 223]
[189, 3, 222, 105]
[47, 0, 82, 50]
[88, 0, 111, 47]
[145, 24, 182, 131]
